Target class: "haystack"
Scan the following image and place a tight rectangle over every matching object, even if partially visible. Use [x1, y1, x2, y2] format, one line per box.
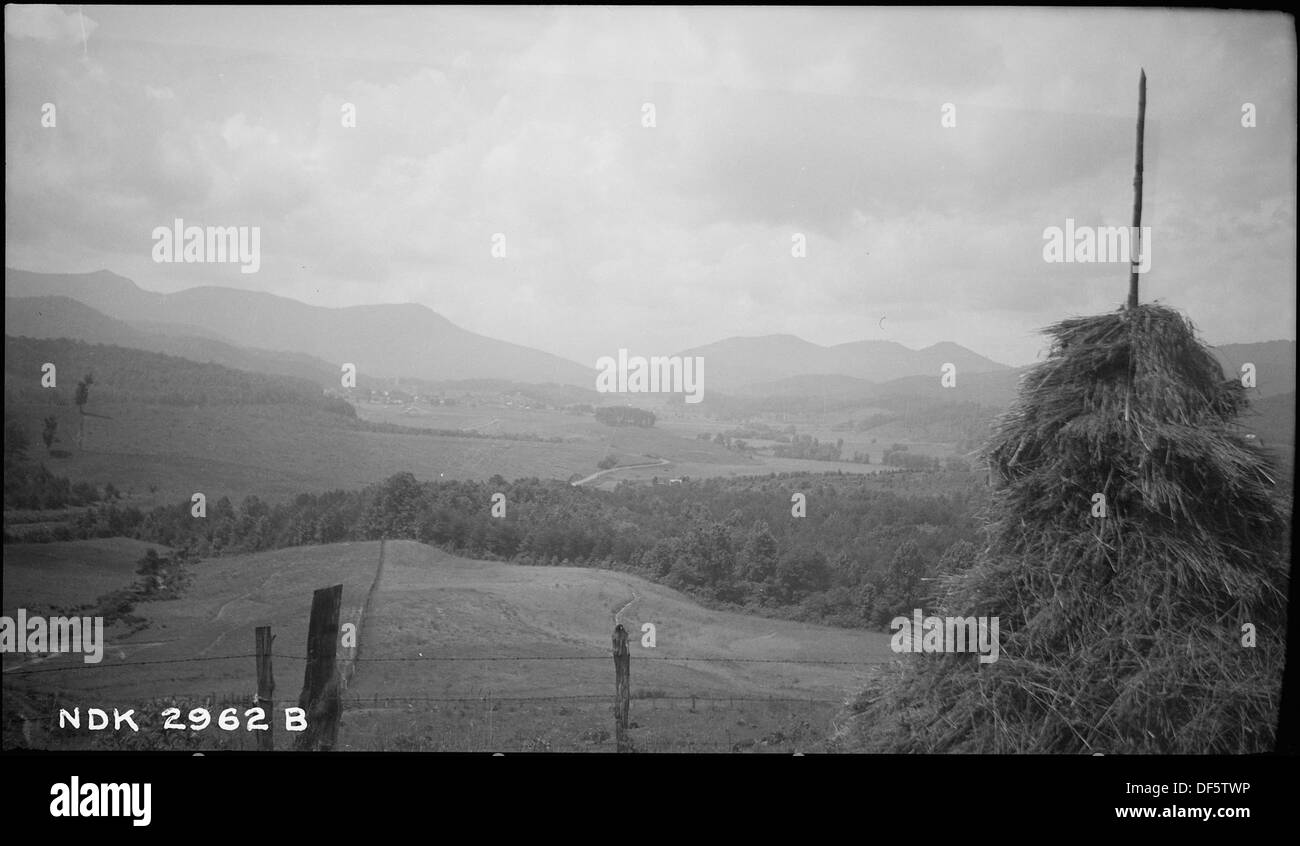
[836, 303, 1290, 753]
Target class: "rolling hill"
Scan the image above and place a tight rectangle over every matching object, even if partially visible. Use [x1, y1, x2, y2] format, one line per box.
[3, 335, 337, 407]
[2, 538, 893, 751]
[4, 268, 594, 387]
[5, 296, 342, 388]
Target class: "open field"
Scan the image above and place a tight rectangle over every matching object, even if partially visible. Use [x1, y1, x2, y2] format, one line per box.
[7, 400, 903, 516]
[338, 541, 894, 752]
[356, 400, 760, 467]
[3, 539, 893, 752]
[4, 402, 652, 502]
[12, 401, 847, 501]
[578, 455, 886, 491]
[360, 399, 900, 488]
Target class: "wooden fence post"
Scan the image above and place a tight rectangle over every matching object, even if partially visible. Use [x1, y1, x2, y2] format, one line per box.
[612, 624, 631, 753]
[255, 626, 274, 751]
[295, 584, 343, 751]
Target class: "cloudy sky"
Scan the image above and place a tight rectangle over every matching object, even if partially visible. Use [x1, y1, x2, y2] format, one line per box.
[5, 5, 1295, 367]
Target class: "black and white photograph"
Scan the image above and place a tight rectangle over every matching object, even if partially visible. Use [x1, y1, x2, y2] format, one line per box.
[2, 3, 1295, 820]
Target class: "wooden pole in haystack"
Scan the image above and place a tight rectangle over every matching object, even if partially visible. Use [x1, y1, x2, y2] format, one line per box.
[1127, 69, 1147, 309]
[838, 68, 1288, 758]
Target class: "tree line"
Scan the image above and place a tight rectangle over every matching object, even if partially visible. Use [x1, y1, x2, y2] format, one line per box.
[594, 406, 656, 427]
[28, 470, 988, 631]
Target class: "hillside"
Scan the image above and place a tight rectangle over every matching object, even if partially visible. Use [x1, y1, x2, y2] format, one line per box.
[3, 539, 892, 751]
[873, 367, 1026, 407]
[737, 373, 877, 398]
[1212, 341, 1295, 399]
[4, 268, 593, 387]
[4, 335, 340, 408]
[1240, 391, 1296, 474]
[5, 296, 342, 388]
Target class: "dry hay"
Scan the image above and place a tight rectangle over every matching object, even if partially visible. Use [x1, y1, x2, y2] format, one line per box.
[834, 304, 1290, 753]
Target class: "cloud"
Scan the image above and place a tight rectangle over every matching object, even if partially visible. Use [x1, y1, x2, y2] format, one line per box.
[2, 7, 1294, 368]
[5, 5, 96, 45]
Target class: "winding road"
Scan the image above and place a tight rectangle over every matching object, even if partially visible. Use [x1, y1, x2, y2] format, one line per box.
[571, 457, 671, 487]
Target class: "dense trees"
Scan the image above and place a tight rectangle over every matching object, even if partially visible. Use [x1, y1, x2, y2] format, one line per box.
[48, 470, 986, 630]
[871, 539, 926, 627]
[42, 417, 58, 453]
[5, 420, 30, 460]
[3, 421, 116, 510]
[3, 462, 108, 511]
[881, 444, 942, 471]
[773, 434, 844, 461]
[75, 373, 94, 447]
[594, 406, 656, 427]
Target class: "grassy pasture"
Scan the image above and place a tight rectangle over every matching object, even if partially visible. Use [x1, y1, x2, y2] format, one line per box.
[4, 539, 892, 752]
[337, 541, 894, 752]
[4, 402, 626, 502]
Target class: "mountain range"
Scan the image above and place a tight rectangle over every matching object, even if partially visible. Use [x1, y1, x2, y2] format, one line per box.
[5, 269, 1294, 403]
[677, 334, 1011, 391]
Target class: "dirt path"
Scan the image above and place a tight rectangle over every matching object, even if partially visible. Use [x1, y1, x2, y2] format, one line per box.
[613, 587, 641, 624]
[572, 457, 671, 487]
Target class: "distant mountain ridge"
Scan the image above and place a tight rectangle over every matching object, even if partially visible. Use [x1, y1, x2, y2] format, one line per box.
[1211, 341, 1295, 400]
[4, 268, 594, 387]
[6, 269, 1293, 401]
[677, 333, 1012, 390]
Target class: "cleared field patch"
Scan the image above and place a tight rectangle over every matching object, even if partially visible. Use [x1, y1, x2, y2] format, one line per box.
[339, 540, 893, 751]
[4, 402, 630, 502]
[358, 401, 750, 470]
[580, 455, 885, 490]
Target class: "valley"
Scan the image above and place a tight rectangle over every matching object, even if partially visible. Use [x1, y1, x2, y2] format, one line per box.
[4, 267, 1293, 753]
